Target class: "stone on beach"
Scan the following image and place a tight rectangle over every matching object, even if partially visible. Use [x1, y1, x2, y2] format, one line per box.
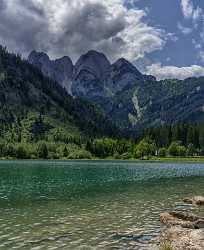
[160, 210, 204, 250]
[161, 227, 204, 250]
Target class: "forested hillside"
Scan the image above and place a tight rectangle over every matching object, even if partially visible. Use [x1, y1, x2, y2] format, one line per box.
[0, 46, 122, 159]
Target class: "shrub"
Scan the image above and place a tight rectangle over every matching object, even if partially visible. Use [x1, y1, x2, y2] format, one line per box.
[158, 148, 167, 157]
[37, 142, 48, 159]
[168, 142, 186, 157]
[121, 152, 132, 159]
[68, 149, 92, 159]
[15, 145, 28, 159]
[134, 139, 156, 159]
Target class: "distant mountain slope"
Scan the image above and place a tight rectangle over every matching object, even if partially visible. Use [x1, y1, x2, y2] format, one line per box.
[0, 46, 119, 140]
[28, 50, 204, 129]
[28, 51, 73, 94]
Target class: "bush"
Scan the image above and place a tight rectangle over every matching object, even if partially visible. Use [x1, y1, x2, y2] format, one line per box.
[15, 145, 28, 159]
[158, 148, 167, 157]
[186, 143, 197, 156]
[177, 145, 186, 156]
[121, 152, 132, 160]
[68, 149, 92, 159]
[134, 139, 156, 159]
[168, 142, 186, 157]
[37, 142, 48, 159]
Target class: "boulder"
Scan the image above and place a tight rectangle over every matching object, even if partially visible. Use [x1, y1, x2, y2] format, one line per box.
[161, 226, 204, 250]
[183, 196, 204, 206]
[160, 211, 204, 229]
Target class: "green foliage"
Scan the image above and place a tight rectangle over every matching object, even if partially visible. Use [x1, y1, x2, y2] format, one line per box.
[186, 143, 197, 156]
[158, 148, 167, 157]
[168, 142, 187, 157]
[37, 142, 48, 159]
[68, 149, 92, 159]
[134, 139, 156, 159]
[15, 145, 28, 159]
[87, 138, 133, 158]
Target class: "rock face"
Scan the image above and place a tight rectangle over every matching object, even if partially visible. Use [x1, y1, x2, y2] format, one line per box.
[28, 50, 204, 129]
[72, 50, 112, 102]
[111, 58, 144, 93]
[28, 51, 73, 94]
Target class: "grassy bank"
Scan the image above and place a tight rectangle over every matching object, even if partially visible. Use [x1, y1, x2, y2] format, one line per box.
[1, 156, 204, 162]
[149, 156, 204, 162]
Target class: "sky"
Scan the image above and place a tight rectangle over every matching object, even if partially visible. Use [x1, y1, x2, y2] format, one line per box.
[0, 0, 204, 80]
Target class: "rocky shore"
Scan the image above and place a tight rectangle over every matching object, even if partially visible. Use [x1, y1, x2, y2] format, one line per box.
[159, 196, 204, 250]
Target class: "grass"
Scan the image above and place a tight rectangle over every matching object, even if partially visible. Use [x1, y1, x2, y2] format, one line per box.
[150, 156, 204, 162]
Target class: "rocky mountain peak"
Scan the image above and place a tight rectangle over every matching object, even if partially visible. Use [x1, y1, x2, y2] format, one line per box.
[28, 51, 73, 94]
[74, 50, 111, 80]
[112, 58, 143, 76]
[28, 51, 50, 64]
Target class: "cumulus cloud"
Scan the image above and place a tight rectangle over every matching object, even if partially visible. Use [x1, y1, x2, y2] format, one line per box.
[145, 63, 204, 80]
[0, 0, 166, 62]
[180, 0, 202, 21]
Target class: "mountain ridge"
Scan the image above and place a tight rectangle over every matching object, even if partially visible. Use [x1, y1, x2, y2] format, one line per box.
[28, 49, 204, 130]
[0, 46, 120, 142]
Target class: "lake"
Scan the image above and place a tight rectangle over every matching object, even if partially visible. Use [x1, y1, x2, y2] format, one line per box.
[0, 160, 204, 250]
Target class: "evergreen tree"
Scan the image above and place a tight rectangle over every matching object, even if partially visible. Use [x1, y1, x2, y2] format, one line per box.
[37, 142, 48, 159]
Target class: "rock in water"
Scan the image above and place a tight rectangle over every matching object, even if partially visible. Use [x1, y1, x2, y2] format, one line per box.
[160, 211, 204, 229]
[183, 196, 204, 205]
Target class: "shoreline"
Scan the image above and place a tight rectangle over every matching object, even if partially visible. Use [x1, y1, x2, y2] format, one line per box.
[1, 157, 204, 163]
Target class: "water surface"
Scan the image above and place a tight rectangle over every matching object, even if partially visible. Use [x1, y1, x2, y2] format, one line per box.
[0, 160, 204, 249]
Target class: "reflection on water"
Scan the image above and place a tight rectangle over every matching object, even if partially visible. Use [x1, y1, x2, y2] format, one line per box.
[0, 160, 204, 249]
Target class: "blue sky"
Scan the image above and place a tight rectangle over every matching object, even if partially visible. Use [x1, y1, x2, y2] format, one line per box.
[0, 0, 204, 80]
[131, 0, 204, 67]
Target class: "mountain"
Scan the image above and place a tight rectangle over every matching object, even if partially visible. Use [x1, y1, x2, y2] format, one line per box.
[28, 51, 73, 94]
[72, 50, 113, 103]
[28, 50, 204, 130]
[0, 46, 120, 143]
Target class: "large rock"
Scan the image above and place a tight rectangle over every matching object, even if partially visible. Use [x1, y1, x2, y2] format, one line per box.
[183, 196, 204, 206]
[160, 210, 204, 250]
[160, 211, 204, 229]
[161, 227, 204, 250]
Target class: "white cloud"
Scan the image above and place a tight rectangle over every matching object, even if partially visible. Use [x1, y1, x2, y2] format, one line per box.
[198, 51, 204, 63]
[192, 39, 202, 49]
[177, 22, 193, 35]
[0, 0, 166, 62]
[145, 63, 204, 80]
[180, 0, 202, 21]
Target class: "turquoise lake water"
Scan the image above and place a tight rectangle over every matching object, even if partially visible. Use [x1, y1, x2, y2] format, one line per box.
[0, 160, 204, 249]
